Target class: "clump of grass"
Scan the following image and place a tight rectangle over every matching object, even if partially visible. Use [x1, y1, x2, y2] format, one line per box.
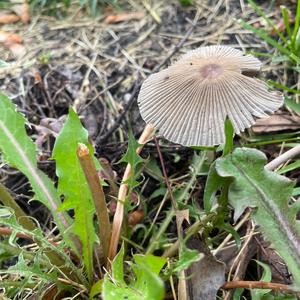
[29, 0, 119, 17]
[239, 0, 300, 109]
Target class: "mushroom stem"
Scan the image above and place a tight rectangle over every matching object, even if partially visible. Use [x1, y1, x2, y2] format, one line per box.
[107, 124, 155, 264]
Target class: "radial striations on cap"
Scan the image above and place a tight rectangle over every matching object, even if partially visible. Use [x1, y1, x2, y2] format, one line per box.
[137, 45, 283, 146]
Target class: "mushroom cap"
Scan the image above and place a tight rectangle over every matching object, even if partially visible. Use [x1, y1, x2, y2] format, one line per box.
[137, 45, 283, 146]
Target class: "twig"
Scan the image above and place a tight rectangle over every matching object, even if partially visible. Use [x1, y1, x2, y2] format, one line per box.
[154, 137, 178, 211]
[107, 124, 155, 263]
[265, 144, 300, 171]
[223, 280, 300, 294]
[77, 143, 111, 263]
[154, 137, 187, 298]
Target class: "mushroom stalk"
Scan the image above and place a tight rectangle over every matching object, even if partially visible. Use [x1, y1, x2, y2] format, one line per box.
[107, 124, 155, 263]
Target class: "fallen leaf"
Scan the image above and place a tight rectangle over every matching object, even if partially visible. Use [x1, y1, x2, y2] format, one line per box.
[104, 12, 145, 24]
[252, 113, 300, 133]
[0, 31, 23, 44]
[181, 237, 225, 300]
[0, 31, 25, 57]
[0, 13, 20, 24]
[12, 2, 30, 24]
[8, 42, 26, 57]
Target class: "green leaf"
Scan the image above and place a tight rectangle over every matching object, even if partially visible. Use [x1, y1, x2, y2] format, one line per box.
[277, 160, 300, 174]
[89, 279, 103, 299]
[222, 118, 234, 157]
[1, 252, 57, 283]
[215, 148, 300, 286]
[0, 207, 86, 285]
[284, 98, 300, 113]
[250, 260, 272, 300]
[0, 94, 72, 236]
[269, 82, 300, 94]
[203, 163, 221, 212]
[172, 247, 203, 273]
[119, 130, 145, 191]
[204, 162, 231, 212]
[52, 108, 97, 283]
[111, 243, 126, 284]
[293, 187, 300, 197]
[281, 5, 292, 41]
[131, 255, 166, 299]
[103, 246, 166, 300]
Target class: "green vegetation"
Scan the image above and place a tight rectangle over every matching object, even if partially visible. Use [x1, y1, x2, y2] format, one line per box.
[1, 91, 300, 298]
[1, 1, 300, 299]
[240, 0, 300, 111]
[29, 0, 119, 16]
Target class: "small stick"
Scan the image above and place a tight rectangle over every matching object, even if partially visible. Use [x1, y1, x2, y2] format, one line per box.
[107, 124, 155, 263]
[77, 144, 111, 263]
[223, 280, 300, 294]
[265, 144, 300, 171]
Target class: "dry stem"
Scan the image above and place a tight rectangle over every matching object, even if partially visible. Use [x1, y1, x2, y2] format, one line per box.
[223, 280, 300, 294]
[77, 143, 111, 263]
[107, 124, 155, 263]
[265, 144, 300, 171]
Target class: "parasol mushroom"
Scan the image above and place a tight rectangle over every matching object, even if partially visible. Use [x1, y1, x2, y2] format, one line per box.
[137, 45, 283, 146]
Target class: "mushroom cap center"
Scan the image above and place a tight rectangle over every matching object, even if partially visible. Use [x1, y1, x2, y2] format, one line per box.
[200, 63, 223, 79]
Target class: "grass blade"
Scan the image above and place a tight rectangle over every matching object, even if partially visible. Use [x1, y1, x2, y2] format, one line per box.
[239, 19, 290, 56]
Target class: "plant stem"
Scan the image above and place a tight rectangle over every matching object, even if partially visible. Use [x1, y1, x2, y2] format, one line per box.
[223, 281, 300, 294]
[77, 143, 111, 264]
[162, 213, 216, 258]
[146, 209, 175, 255]
[107, 124, 155, 263]
[265, 144, 300, 171]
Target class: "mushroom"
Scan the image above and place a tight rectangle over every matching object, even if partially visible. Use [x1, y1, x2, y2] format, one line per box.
[137, 45, 283, 146]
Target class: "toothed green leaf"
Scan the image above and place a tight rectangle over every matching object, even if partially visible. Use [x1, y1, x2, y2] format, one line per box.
[52, 108, 97, 283]
[119, 130, 145, 191]
[0, 94, 72, 238]
[103, 244, 166, 300]
[215, 148, 300, 286]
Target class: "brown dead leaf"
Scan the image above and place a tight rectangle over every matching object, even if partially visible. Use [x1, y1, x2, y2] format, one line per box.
[8, 42, 26, 57]
[0, 31, 25, 57]
[0, 31, 22, 44]
[0, 13, 20, 24]
[252, 113, 300, 134]
[104, 12, 145, 24]
[12, 2, 30, 24]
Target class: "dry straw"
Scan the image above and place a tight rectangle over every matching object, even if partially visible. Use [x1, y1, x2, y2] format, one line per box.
[138, 45, 283, 146]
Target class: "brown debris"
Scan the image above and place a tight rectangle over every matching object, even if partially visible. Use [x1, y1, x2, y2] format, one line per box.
[104, 11, 145, 24]
[252, 113, 300, 133]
